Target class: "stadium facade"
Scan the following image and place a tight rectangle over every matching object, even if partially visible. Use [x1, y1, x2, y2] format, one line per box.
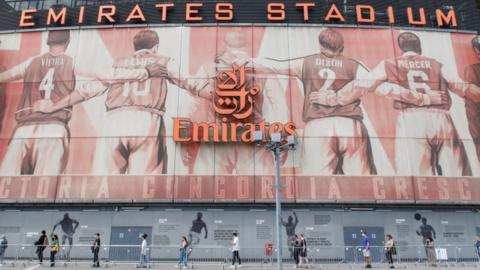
[0, 0, 480, 262]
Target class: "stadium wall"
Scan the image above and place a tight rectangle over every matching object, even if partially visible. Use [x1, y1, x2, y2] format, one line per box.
[1, 9, 480, 259]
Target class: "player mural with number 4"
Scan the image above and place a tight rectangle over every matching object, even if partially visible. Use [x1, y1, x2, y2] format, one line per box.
[0, 30, 166, 176]
[253, 29, 444, 175]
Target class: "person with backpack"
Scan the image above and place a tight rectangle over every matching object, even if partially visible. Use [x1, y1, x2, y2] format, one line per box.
[35, 230, 49, 264]
[50, 234, 59, 267]
[384, 234, 396, 269]
[0, 235, 7, 265]
[176, 236, 188, 269]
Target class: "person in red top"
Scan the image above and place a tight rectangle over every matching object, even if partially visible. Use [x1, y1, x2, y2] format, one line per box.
[251, 29, 376, 175]
[253, 29, 441, 175]
[0, 31, 77, 175]
[364, 32, 472, 176]
[37, 30, 182, 175]
[0, 65, 6, 133]
[1, 30, 161, 176]
[0, 38, 6, 133]
[464, 36, 480, 161]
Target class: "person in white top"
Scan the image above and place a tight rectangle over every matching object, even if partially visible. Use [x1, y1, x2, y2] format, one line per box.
[138, 234, 148, 268]
[231, 233, 242, 268]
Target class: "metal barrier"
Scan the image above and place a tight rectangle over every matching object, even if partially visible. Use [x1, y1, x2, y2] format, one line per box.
[0, 244, 479, 268]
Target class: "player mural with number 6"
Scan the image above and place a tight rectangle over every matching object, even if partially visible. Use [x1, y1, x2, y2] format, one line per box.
[361, 32, 480, 176]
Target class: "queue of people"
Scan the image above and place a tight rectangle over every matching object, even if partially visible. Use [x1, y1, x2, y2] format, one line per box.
[31, 230, 102, 268]
[2, 229, 478, 268]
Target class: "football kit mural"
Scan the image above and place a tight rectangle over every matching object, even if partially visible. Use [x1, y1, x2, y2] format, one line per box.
[0, 26, 479, 202]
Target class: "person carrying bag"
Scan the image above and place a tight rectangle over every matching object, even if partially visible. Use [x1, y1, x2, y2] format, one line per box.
[50, 235, 59, 267]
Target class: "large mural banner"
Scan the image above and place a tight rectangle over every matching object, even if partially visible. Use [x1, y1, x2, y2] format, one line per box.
[0, 26, 479, 203]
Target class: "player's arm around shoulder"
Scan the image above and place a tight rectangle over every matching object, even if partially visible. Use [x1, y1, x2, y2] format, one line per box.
[335, 65, 372, 106]
[464, 65, 480, 102]
[441, 65, 467, 98]
[251, 58, 298, 77]
[33, 80, 108, 114]
[0, 57, 34, 83]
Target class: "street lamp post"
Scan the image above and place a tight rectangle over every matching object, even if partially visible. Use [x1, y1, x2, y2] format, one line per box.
[255, 132, 297, 270]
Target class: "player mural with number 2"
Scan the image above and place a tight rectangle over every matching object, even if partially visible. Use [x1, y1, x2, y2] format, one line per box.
[253, 29, 442, 175]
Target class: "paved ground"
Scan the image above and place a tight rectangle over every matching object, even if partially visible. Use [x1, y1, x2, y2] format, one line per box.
[1, 262, 480, 270]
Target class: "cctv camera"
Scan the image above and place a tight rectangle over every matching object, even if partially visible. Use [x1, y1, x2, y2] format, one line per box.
[271, 133, 281, 143]
[287, 135, 297, 149]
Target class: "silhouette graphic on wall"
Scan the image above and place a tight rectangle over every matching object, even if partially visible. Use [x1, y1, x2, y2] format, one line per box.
[188, 212, 208, 256]
[281, 212, 298, 259]
[414, 213, 436, 256]
[52, 213, 79, 261]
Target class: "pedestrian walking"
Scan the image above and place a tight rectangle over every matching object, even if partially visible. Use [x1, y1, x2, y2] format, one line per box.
[299, 234, 309, 268]
[35, 230, 49, 264]
[475, 236, 480, 261]
[177, 236, 188, 269]
[138, 234, 148, 268]
[230, 233, 242, 268]
[361, 230, 372, 269]
[0, 235, 7, 265]
[426, 237, 437, 267]
[293, 235, 301, 268]
[50, 234, 59, 267]
[384, 234, 395, 269]
[91, 233, 101, 267]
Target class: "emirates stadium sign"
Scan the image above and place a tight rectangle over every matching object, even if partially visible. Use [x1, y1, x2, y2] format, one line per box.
[18, 2, 459, 29]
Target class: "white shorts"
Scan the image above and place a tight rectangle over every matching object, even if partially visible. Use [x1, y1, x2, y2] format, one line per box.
[189, 135, 274, 175]
[395, 109, 471, 176]
[0, 123, 69, 176]
[301, 117, 376, 175]
[363, 249, 371, 257]
[91, 110, 167, 175]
